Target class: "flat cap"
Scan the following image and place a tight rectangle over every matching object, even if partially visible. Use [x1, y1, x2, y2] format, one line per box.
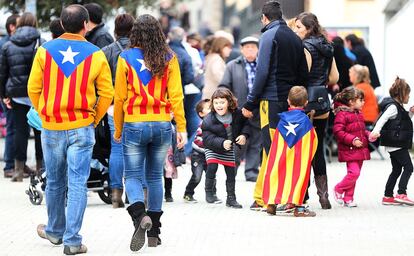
[240, 36, 259, 46]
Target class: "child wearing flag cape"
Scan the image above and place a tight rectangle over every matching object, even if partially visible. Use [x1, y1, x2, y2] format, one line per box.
[262, 86, 317, 217]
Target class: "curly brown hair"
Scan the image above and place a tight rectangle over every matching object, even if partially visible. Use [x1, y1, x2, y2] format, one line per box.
[130, 14, 172, 77]
[210, 88, 238, 113]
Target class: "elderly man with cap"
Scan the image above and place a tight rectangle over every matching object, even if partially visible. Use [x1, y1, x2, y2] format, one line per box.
[219, 36, 261, 182]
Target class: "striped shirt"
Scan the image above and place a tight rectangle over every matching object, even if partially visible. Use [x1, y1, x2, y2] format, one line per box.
[28, 33, 114, 130]
[113, 48, 186, 139]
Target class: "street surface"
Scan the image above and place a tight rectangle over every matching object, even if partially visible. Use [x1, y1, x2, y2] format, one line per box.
[0, 138, 413, 256]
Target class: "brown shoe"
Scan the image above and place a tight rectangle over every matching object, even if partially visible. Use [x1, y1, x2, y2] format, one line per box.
[37, 224, 62, 245]
[4, 170, 14, 178]
[266, 204, 276, 215]
[63, 244, 88, 255]
[294, 207, 316, 217]
[111, 188, 125, 208]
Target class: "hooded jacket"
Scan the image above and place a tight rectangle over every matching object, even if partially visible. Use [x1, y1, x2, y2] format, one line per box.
[304, 35, 334, 87]
[0, 26, 44, 98]
[333, 102, 371, 162]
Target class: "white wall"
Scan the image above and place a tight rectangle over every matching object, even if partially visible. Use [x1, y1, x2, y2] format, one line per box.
[308, 0, 387, 91]
[384, 0, 414, 93]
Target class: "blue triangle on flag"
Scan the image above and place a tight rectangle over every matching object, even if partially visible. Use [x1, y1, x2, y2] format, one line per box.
[277, 110, 313, 148]
[42, 39, 100, 77]
[120, 48, 153, 86]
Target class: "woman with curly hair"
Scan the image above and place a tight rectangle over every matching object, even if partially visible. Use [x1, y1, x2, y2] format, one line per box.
[113, 14, 186, 252]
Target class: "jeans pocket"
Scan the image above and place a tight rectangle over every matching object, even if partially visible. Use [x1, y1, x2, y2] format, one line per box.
[41, 132, 60, 149]
[160, 126, 172, 145]
[76, 126, 96, 148]
[124, 128, 143, 146]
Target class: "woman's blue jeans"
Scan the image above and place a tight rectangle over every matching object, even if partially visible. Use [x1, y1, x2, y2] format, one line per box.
[41, 125, 95, 246]
[122, 122, 171, 212]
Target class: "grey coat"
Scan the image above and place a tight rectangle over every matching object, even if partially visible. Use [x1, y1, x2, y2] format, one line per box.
[219, 56, 260, 128]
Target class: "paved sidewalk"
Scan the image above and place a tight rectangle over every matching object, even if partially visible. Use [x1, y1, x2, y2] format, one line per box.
[0, 138, 414, 256]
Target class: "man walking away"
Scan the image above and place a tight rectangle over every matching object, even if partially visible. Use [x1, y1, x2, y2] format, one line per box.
[28, 4, 113, 255]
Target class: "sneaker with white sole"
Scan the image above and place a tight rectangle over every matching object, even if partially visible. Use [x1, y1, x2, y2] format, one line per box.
[382, 196, 401, 205]
[344, 201, 357, 207]
[394, 194, 414, 206]
[333, 189, 344, 205]
[183, 194, 198, 203]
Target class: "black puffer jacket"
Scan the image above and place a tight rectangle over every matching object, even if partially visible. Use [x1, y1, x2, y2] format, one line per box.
[201, 109, 250, 154]
[0, 26, 43, 98]
[304, 36, 334, 87]
[85, 23, 114, 49]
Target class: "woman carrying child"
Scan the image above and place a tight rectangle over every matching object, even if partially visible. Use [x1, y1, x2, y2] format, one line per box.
[202, 88, 249, 208]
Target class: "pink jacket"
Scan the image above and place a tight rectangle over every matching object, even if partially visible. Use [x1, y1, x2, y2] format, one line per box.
[333, 103, 371, 162]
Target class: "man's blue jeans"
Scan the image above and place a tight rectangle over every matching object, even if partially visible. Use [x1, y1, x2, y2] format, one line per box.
[41, 125, 95, 246]
[122, 122, 171, 212]
[108, 116, 124, 189]
[184, 93, 201, 156]
[1, 102, 15, 171]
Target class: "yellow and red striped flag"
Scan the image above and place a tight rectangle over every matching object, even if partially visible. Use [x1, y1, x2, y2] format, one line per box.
[262, 109, 318, 205]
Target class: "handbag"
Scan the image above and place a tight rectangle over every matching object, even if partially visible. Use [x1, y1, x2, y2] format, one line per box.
[305, 86, 330, 117]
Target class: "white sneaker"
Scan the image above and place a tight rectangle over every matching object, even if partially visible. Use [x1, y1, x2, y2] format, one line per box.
[344, 201, 357, 207]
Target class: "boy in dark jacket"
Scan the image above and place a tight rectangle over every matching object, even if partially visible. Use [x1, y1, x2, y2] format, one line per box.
[183, 99, 211, 203]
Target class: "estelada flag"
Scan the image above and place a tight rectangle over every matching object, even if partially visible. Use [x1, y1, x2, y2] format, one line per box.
[262, 109, 318, 205]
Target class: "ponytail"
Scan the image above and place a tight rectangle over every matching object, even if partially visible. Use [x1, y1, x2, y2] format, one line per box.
[334, 86, 364, 106]
[389, 76, 410, 104]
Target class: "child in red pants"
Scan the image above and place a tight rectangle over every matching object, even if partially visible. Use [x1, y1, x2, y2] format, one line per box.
[333, 87, 371, 207]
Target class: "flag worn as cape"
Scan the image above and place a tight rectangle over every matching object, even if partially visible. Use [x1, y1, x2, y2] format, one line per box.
[262, 109, 318, 205]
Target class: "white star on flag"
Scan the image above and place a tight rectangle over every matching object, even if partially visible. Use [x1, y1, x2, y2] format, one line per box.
[284, 122, 299, 136]
[59, 46, 79, 64]
[137, 59, 148, 72]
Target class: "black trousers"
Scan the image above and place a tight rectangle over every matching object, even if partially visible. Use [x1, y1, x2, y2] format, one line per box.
[184, 151, 207, 196]
[11, 102, 43, 162]
[385, 149, 413, 197]
[311, 118, 327, 176]
[206, 163, 235, 182]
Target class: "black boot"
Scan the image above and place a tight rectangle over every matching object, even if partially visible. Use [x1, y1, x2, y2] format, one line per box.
[226, 181, 242, 208]
[164, 177, 173, 202]
[315, 175, 332, 209]
[147, 211, 163, 247]
[127, 202, 152, 251]
[205, 178, 222, 204]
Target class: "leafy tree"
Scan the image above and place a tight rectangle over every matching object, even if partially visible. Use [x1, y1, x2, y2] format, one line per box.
[0, 0, 159, 27]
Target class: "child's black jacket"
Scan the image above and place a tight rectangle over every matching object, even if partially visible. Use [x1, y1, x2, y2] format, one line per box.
[201, 109, 250, 154]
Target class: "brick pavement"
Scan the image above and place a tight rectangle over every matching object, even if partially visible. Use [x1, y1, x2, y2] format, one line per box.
[0, 138, 414, 256]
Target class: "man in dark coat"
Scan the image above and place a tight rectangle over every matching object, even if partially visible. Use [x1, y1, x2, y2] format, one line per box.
[84, 3, 114, 48]
[168, 27, 199, 158]
[241, 0, 308, 210]
[220, 36, 261, 182]
[345, 34, 381, 89]
[0, 14, 19, 178]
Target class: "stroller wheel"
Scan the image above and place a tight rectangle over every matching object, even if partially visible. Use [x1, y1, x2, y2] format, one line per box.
[29, 189, 43, 205]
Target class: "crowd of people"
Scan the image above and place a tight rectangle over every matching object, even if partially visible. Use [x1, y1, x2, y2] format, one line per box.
[0, 0, 413, 255]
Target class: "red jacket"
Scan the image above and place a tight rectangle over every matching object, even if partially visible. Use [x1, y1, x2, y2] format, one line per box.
[333, 103, 371, 162]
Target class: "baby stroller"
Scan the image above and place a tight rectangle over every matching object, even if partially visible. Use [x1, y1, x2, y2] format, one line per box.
[25, 109, 112, 205]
